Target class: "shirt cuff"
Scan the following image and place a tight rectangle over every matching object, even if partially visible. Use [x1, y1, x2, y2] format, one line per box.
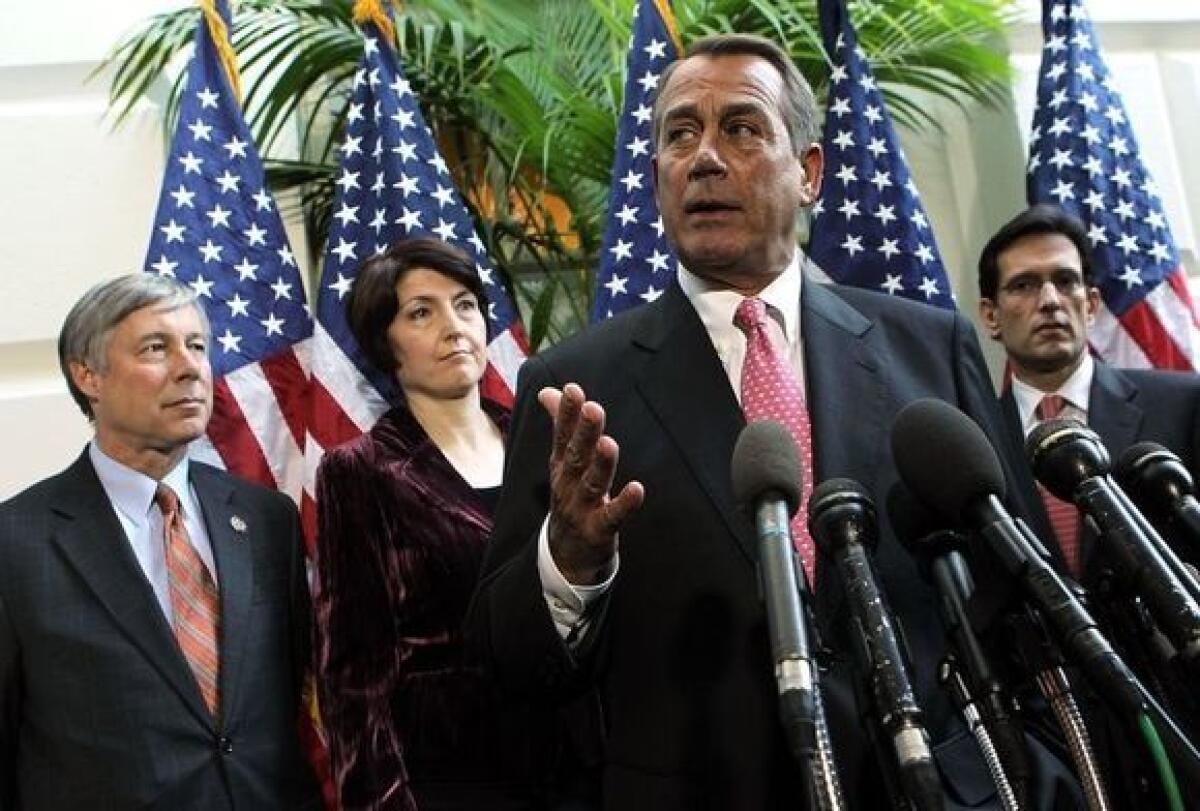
[537, 515, 618, 642]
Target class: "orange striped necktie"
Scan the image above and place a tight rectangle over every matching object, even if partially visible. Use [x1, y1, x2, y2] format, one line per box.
[1035, 395, 1083, 578]
[155, 484, 221, 716]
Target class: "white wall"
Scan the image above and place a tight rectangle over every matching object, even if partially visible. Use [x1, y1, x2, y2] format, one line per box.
[1, 2, 1198, 497]
[898, 1, 1200, 381]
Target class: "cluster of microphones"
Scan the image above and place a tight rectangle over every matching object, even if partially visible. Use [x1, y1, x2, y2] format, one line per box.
[731, 399, 1200, 811]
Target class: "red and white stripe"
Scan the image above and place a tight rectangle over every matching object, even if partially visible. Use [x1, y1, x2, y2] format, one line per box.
[1090, 266, 1199, 372]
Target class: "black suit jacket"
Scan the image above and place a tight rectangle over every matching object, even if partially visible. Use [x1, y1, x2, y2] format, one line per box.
[472, 279, 1077, 810]
[0, 450, 321, 811]
[1000, 361, 1200, 570]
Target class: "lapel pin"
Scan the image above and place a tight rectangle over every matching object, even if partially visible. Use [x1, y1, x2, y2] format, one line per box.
[230, 515, 248, 534]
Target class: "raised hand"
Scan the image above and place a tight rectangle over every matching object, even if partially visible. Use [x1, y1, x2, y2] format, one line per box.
[539, 383, 645, 585]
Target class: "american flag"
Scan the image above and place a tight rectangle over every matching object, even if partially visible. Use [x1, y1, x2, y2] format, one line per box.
[1028, 0, 1198, 370]
[808, 0, 955, 310]
[142, 5, 333, 805]
[308, 21, 528, 468]
[143, 0, 311, 504]
[591, 0, 680, 321]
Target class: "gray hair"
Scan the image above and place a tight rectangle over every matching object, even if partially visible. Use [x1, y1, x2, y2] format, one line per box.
[58, 273, 210, 419]
[652, 33, 820, 157]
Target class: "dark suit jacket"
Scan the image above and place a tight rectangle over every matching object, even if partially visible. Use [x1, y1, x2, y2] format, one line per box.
[1000, 361, 1200, 571]
[471, 279, 1077, 810]
[0, 450, 321, 811]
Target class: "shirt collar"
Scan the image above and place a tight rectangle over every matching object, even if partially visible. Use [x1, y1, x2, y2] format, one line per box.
[89, 441, 193, 524]
[676, 253, 803, 345]
[1011, 353, 1094, 427]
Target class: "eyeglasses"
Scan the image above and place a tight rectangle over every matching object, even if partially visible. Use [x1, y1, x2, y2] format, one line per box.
[999, 271, 1086, 298]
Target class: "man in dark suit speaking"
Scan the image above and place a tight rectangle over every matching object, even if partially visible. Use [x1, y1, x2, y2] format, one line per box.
[471, 34, 1076, 809]
[0, 274, 320, 810]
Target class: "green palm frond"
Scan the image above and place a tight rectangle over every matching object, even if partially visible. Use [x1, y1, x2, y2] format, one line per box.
[101, 0, 1015, 347]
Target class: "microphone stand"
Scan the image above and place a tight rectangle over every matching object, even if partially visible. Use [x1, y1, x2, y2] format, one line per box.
[847, 640, 912, 811]
[751, 497, 846, 810]
[1108, 481, 1200, 609]
[1006, 608, 1112, 811]
[925, 539, 1030, 804]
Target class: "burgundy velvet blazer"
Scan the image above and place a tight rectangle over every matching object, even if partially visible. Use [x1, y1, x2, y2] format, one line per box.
[314, 402, 554, 810]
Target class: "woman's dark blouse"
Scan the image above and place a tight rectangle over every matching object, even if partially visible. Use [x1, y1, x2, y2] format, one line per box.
[314, 403, 552, 810]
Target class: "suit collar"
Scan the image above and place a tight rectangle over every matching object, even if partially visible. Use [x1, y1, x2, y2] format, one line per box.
[800, 283, 884, 627]
[629, 281, 887, 632]
[190, 462, 255, 723]
[48, 451, 218, 728]
[1088, 362, 1142, 460]
[631, 283, 753, 563]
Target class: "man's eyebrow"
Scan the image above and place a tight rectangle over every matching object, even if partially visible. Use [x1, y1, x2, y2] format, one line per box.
[662, 102, 700, 122]
[720, 101, 768, 120]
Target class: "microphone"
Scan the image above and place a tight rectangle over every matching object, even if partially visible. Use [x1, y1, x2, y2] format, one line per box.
[1116, 442, 1200, 560]
[808, 479, 943, 811]
[891, 398, 1200, 789]
[1026, 419, 1200, 664]
[730, 420, 816, 764]
[888, 487, 1030, 807]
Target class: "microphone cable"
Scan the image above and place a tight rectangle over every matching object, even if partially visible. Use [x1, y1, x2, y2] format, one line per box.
[938, 656, 1019, 811]
[1034, 665, 1111, 811]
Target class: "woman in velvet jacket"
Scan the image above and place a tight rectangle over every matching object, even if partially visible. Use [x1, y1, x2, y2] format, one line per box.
[314, 238, 558, 810]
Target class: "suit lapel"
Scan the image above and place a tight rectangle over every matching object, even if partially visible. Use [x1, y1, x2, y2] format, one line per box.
[998, 387, 1058, 559]
[1088, 362, 1142, 461]
[1078, 364, 1141, 573]
[631, 284, 754, 564]
[48, 452, 214, 727]
[192, 464, 254, 724]
[801, 283, 886, 628]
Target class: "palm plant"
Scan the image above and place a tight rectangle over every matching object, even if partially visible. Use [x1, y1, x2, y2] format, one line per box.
[102, 0, 1013, 348]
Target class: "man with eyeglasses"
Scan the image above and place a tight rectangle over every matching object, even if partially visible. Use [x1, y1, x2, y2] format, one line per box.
[977, 203, 1200, 580]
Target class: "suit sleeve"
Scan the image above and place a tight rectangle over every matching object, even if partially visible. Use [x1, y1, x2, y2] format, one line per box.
[312, 452, 417, 811]
[467, 355, 593, 700]
[0, 587, 16, 811]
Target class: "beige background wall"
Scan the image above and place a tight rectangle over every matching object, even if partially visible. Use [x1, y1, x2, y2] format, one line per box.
[2, 0, 1198, 498]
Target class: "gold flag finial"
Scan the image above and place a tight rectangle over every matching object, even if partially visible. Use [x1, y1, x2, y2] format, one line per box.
[352, 0, 397, 45]
[198, 0, 243, 102]
[652, 0, 684, 55]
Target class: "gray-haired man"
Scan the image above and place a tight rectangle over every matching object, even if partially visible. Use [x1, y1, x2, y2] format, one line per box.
[0, 274, 320, 810]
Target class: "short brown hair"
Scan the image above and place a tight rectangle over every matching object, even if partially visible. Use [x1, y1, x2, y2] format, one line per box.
[652, 33, 820, 156]
[977, 204, 1094, 300]
[346, 237, 488, 375]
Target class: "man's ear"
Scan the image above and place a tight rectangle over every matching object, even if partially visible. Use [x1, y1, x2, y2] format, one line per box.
[1085, 285, 1101, 325]
[69, 360, 102, 405]
[798, 143, 823, 207]
[978, 298, 1001, 341]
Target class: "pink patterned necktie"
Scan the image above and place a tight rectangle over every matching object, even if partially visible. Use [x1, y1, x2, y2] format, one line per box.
[155, 484, 221, 715]
[1035, 395, 1083, 578]
[734, 297, 817, 585]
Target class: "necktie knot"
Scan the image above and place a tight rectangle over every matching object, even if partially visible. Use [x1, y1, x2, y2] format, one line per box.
[733, 297, 769, 334]
[1036, 394, 1068, 421]
[155, 483, 181, 516]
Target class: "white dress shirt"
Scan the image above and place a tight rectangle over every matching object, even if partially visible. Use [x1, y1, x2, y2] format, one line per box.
[89, 442, 219, 623]
[538, 256, 806, 640]
[1011, 353, 1094, 438]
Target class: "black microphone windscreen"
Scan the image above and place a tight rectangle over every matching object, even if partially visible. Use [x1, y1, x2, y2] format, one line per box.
[1023, 416, 1091, 467]
[810, 477, 872, 507]
[1024, 417, 1108, 500]
[891, 398, 1006, 522]
[1115, 441, 1171, 482]
[731, 420, 803, 517]
[886, 482, 945, 548]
